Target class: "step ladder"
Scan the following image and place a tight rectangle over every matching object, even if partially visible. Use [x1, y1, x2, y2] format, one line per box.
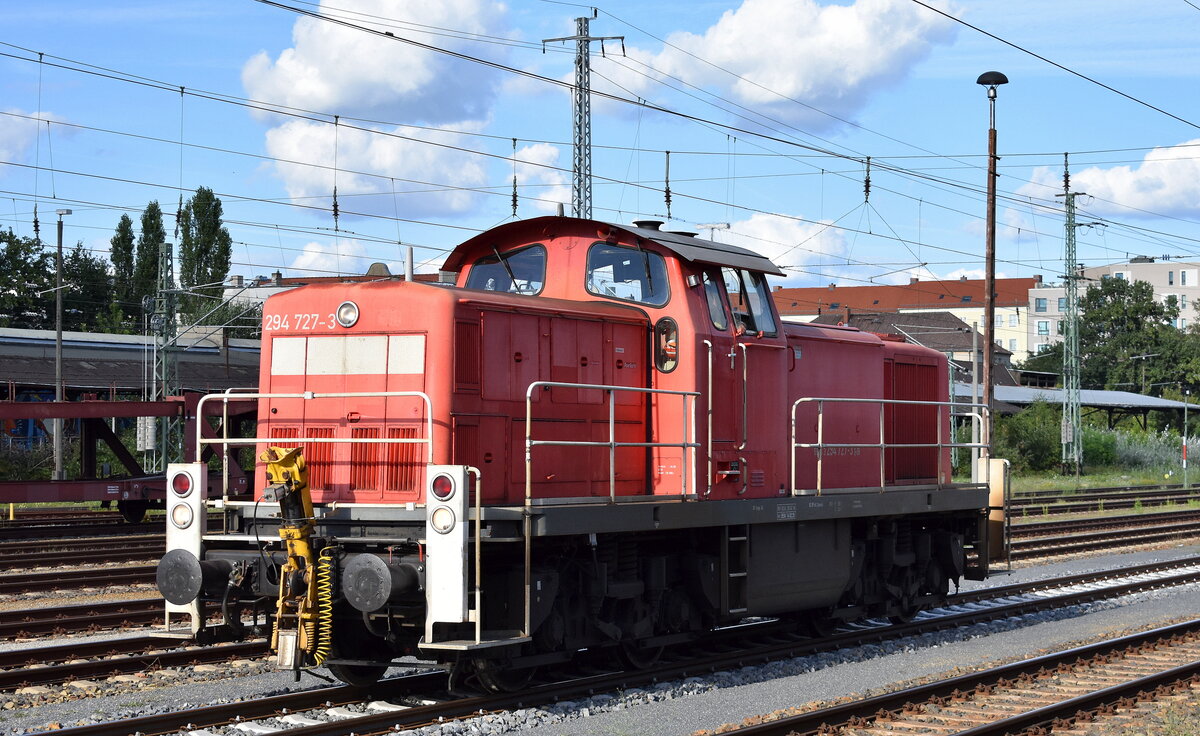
[723, 524, 749, 615]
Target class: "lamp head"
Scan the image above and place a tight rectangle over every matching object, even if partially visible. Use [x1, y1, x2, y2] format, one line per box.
[55, 209, 72, 217]
[977, 71, 1008, 99]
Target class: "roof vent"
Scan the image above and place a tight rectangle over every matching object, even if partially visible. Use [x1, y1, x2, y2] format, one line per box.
[632, 219, 663, 231]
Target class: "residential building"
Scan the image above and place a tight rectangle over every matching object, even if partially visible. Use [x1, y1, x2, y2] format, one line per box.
[773, 275, 1042, 358]
[1027, 256, 1200, 355]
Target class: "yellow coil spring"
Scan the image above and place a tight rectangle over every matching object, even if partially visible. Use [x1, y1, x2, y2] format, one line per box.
[312, 546, 336, 665]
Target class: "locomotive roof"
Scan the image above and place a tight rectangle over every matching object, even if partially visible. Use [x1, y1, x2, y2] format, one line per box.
[444, 216, 784, 276]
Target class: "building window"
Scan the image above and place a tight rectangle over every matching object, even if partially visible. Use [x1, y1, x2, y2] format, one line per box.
[1009, 314, 1019, 327]
[994, 314, 1003, 328]
[1057, 320, 1064, 335]
[1008, 339, 1017, 351]
[1183, 318, 1189, 329]
[1034, 297, 1047, 312]
[1037, 320, 1049, 335]
[1169, 271, 1175, 285]
[1037, 342, 1051, 354]
[1058, 297, 1066, 311]
[1183, 294, 1189, 310]
[1184, 271, 1189, 286]
[1115, 272, 1126, 280]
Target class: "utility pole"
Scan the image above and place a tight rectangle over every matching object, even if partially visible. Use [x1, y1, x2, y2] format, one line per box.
[544, 13, 623, 219]
[1058, 154, 1083, 476]
[976, 71, 1008, 456]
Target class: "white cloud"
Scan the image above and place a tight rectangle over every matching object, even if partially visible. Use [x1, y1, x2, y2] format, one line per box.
[244, 0, 511, 221]
[242, 0, 509, 124]
[0, 109, 47, 165]
[592, 0, 959, 129]
[720, 212, 849, 285]
[514, 143, 570, 214]
[289, 238, 368, 276]
[1021, 140, 1200, 218]
[263, 120, 488, 218]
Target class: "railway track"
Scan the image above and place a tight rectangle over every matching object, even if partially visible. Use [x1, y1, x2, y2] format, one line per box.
[0, 536, 164, 569]
[1010, 486, 1200, 516]
[37, 555, 1200, 736]
[1009, 514, 1200, 560]
[0, 597, 163, 637]
[0, 564, 156, 594]
[704, 619, 1200, 736]
[0, 636, 268, 690]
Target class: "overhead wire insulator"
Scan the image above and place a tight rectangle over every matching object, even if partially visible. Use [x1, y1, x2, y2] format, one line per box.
[863, 157, 871, 203]
[664, 150, 672, 220]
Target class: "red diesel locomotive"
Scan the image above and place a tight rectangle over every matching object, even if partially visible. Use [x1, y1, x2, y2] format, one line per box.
[155, 216, 994, 688]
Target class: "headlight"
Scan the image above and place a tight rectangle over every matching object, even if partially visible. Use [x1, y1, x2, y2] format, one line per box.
[171, 471, 193, 497]
[336, 301, 359, 328]
[429, 506, 456, 534]
[170, 503, 194, 529]
[431, 474, 455, 500]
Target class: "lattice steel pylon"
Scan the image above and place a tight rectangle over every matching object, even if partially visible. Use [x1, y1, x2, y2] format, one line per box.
[1059, 162, 1083, 473]
[152, 240, 180, 471]
[544, 15, 622, 219]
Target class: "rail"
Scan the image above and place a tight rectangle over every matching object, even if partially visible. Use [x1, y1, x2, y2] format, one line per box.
[790, 396, 989, 495]
[195, 388, 434, 500]
[524, 381, 700, 504]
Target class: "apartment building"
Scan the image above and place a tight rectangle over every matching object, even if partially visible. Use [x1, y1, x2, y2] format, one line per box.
[773, 275, 1043, 358]
[1027, 257, 1200, 355]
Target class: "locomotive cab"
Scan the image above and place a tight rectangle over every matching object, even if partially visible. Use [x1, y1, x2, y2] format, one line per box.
[155, 216, 993, 689]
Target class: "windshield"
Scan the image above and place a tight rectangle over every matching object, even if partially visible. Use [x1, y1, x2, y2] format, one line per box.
[585, 243, 670, 307]
[464, 245, 546, 294]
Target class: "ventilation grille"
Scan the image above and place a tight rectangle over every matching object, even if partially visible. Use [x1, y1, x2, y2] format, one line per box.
[455, 321, 481, 391]
[384, 426, 422, 492]
[304, 427, 335, 491]
[350, 427, 380, 490]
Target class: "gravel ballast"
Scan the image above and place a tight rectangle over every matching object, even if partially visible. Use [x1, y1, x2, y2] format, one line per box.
[3, 543, 1199, 735]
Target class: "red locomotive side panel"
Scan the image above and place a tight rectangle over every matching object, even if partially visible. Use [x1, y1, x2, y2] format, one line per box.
[784, 322, 885, 492]
[882, 339, 951, 485]
[449, 296, 650, 504]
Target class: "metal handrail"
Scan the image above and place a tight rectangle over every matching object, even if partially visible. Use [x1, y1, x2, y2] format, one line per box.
[790, 396, 989, 496]
[195, 390, 435, 500]
[524, 381, 700, 504]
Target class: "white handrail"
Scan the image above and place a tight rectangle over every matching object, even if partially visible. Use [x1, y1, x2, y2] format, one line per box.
[524, 380, 700, 504]
[790, 396, 989, 496]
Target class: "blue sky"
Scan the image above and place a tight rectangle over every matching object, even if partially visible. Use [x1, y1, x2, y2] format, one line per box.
[2, 1, 1200, 292]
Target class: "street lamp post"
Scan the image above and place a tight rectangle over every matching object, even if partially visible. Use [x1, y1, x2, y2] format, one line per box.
[977, 71, 1008, 458]
[1185, 389, 1190, 490]
[53, 208, 72, 481]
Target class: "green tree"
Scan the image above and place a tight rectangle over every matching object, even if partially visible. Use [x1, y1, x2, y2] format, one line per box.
[178, 187, 232, 319]
[133, 200, 167, 315]
[0, 229, 53, 330]
[109, 213, 136, 317]
[62, 242, 115, 332]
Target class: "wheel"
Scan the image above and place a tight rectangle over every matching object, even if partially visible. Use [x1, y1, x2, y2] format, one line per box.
[327, 662, 388, 687]
[617, 641, 664, 670]
[118, 500, 149, 524]
[888, 600, 922, 626]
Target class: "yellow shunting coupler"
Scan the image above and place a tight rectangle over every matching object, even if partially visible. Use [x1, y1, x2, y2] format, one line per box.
[260, 446, 333, 674]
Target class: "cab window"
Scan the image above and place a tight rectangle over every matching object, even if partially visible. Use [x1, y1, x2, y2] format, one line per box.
[654, 318, 679, 373]
[464, 244, 546, 294]
[721, 267, 777, 336]
[586, 243, 670, 307]
[702, 271, 728, 331]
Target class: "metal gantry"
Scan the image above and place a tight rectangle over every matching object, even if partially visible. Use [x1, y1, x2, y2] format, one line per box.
[544, 14, 622, 219]
[1060, 190, 1082, 472]
[152, 240, 180, 471]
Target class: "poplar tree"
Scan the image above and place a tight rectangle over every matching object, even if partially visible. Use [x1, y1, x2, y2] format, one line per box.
[177, 186, 232, 318]
[132, 201, 166, 314]
[109, 213, 135, 317]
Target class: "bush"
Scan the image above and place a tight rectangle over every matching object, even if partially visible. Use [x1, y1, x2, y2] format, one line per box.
[994, 401, 1060, 472]
[1082, 427, 1116, 466]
